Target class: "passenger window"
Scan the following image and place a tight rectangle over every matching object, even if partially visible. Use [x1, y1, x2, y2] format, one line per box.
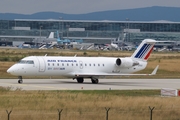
[52, 63, 54, 66]
[94, 64, 95, 66]
[57, 63, 59, 66]
[67, 63, 69, 66]
[48, 63, 50, 66]
[62, 63, 64, 66]
[76, 64, 78, 66]
[89, 64, 91, 66]
[72, 63, 73, 66]
[98, 64, 100, 66]
[103, 64, 105, 66]
[85, 64, 87, 66]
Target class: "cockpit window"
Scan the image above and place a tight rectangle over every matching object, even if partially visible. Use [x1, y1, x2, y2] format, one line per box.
[18, 60, 26, 64]
[27, 60, 34, 64]
[18, 60, 34, 64]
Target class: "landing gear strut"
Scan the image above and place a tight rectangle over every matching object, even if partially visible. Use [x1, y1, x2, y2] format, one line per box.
[18, 76, 23, 84]
[91, 78, 99, 84]
[76, 77, 84, 83]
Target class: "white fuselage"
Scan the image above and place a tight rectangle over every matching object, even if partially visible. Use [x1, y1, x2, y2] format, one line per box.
[7, 56, 147, 77]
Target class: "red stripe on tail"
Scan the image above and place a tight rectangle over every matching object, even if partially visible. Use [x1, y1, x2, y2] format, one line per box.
[144, 46, 154, 60]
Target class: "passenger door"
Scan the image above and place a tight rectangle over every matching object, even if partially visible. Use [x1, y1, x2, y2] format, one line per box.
[37, 57, 46, 72]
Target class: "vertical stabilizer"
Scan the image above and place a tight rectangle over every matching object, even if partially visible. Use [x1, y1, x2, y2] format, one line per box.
[48, 32, 54, 38]
[131, 39, 156, 61]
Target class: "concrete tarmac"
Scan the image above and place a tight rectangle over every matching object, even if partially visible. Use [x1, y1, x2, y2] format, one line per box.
[0, 79, 179, 90]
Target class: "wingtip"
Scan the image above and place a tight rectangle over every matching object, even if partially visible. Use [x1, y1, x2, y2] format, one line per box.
[151, 65, 159, 75]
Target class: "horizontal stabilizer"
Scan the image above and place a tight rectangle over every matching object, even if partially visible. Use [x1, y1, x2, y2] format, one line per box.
[151, 65, 159, 75]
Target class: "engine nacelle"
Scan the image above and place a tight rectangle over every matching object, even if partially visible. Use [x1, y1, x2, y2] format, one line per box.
[116, 58, 139, 68]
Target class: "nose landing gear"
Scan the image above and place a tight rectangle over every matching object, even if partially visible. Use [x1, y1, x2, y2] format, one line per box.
[18, 76, 23, 84]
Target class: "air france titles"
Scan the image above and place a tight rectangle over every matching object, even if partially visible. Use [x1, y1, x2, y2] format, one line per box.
[57, 60, 77, 62]
[47, 60, 77, 63]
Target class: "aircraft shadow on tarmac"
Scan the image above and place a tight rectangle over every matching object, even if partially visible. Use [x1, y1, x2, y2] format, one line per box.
[54, 80, 146, 87]
[24, 80, 145, 86]
[19, 80, 147, 87]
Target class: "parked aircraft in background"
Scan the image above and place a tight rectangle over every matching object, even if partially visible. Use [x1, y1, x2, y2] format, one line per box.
[56, 31, 83, 45]
[33, 32, 56, 43]
[110, 43, 119, 49]
[48, 32, 54, 39]
[7, 39, 159, 84]
[56, 31, 71, 45]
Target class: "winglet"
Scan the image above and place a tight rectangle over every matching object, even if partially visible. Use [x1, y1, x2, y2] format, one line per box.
[150, 65, 159, 75]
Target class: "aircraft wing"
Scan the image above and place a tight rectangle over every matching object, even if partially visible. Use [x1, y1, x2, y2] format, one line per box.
[74, 65, 159, 77]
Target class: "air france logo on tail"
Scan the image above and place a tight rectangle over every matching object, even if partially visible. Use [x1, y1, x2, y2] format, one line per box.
[134, 43, 154, 60]
[131, 39, 156, 61]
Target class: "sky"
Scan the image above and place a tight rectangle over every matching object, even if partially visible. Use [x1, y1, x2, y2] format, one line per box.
[0, 0, 180, 14]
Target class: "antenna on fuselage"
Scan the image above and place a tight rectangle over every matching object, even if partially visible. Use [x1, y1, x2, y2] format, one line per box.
[45, 54, 47, 56]
[74, 54, 77, 57]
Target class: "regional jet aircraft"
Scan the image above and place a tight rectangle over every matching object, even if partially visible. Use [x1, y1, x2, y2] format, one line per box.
[7, 39, 159, 84]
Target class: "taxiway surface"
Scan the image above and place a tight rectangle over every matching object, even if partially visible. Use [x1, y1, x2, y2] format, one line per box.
[0, 79, 179, 90]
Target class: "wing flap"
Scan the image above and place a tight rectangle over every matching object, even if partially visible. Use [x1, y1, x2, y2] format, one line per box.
[74, 65, 159, 77]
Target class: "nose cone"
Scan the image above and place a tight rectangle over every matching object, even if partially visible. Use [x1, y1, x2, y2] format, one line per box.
[7, 65, 17, 75]
[7, 67, 13, 74]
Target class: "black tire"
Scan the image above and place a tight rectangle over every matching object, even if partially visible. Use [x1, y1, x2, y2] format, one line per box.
[77, 78, 84, 83]
[18, 80, 23, 84]
[91, 78, 99, 84]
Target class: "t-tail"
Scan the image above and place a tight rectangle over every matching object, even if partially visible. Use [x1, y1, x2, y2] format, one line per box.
[131, 39, 156, 61]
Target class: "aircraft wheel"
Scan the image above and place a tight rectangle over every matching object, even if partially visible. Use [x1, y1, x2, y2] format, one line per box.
[91, 78, 99, 84]
[18, 76, 23, 84]
[18, 79, 23, 84]
[77, 78, 84, 83]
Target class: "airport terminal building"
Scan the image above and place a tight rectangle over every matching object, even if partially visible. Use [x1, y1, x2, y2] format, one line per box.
[0, 19, 180, 45]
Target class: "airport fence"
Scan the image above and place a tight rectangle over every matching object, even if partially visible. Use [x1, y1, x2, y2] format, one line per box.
[1, 106, 180, 120]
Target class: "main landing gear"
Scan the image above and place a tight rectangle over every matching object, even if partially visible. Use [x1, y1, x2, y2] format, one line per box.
[77, 77, 84, 83]
[91, 77, 99, 84]
[76, 77, 99, 84]
[18, 76, 23, 84]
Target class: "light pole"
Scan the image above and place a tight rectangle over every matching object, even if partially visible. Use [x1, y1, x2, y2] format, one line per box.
[66, 25, 70, 39]
[38, 26, 42, 47]
[59, 17, 63, 38]
[126, 18, 129, 30]
[126, 18, 129, 42]
[15, 20, 16, 27]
